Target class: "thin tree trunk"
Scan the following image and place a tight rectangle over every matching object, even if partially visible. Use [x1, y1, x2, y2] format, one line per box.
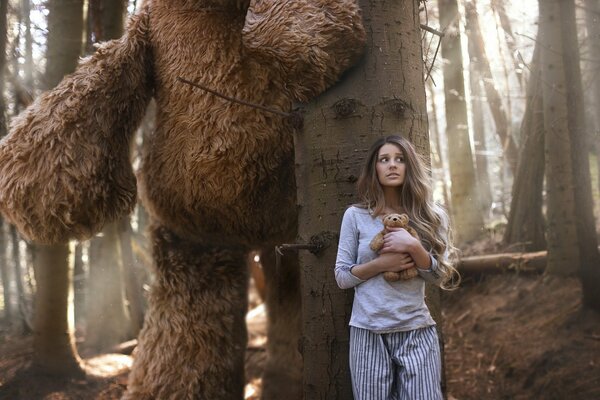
[467, 55, 493, 217]
[0, 0, 11, 325]
[427, 81, 451, 208]
[490, 0, 524, 88]
[21, 0, 33, 92]
[439, 0, 484, 243]
[72, 243, 85, 331]
[31, 0, 85, 376]
[83, 0, 135, 351]
[32, 244, 83, 376]
[559, 0, 600, 311]
[503, 33, 546, 251]
[296, 1, 440, 397]
[44, 0, 84, 89]
[86, 222, 132, 352]
[118, 217, 145, 337]
[465, 1, 518, 173]
[539, 0, 579, 276]
[584, 0, 600, 198]
[0, 220, 11, 322]
[11, 225, 31, 333]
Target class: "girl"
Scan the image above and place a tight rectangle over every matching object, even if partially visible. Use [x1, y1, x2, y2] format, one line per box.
[334, 135, 459, 400]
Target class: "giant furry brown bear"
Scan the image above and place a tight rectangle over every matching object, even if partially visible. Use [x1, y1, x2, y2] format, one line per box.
[0, 0, 365, 398]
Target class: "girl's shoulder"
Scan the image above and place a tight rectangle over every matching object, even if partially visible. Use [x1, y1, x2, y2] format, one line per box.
[344, 205, 377, 224]
[345, 205, 373, 216]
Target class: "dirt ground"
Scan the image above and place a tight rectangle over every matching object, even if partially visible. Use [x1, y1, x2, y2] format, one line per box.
[1, 260, 599, 399]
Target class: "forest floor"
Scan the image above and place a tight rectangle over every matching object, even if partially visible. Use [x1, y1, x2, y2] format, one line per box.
[1, 239, 599, 399]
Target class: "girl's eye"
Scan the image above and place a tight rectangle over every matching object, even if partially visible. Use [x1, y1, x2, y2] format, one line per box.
[379, 157, 388, 163]
[396, 157, 405, 163]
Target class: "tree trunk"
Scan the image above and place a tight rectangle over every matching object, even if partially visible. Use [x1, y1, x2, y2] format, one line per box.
[427, 81, 451, 208]
[584, 0, 600, 196]
[503, 32, 546, 251]
[558, 0, 600, 311]
[43, 0, 84, 89]
[11, 225, 31, 333]
[86, 222, 132, 352]
[118, 217, 145, 337]
[0, 0, 8, 322]
[438, 0, 484, 243]
[0, 220, 12, 323]
[21, 0, 33, 92]
[296, 1, 441, 397]
[31, 0, 85, 376]
[539, 0, 580, 276]
[83, 0, 136, 351]
[467, 55, 492, 217]
[465, 1, 518, 174]
[490, 0, 524, 88]
[32, 244, 83, 376]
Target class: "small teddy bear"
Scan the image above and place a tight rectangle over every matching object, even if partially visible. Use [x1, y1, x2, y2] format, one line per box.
[369, 213, 420, 281]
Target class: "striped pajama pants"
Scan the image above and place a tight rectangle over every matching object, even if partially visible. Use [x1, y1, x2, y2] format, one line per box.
[349, 325, 442, 400]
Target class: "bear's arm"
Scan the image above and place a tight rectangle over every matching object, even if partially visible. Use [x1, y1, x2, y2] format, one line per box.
[243, 0, 366, 102]
[0, 10, 154, 244]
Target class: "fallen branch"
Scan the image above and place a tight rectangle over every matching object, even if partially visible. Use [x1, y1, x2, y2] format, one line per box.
[457, 250, 547, 274]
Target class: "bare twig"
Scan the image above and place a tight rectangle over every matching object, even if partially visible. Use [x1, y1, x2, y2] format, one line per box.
[420, 24, 445, 37]
[177, 76, 292, 118]
[177, 76, 304, 129]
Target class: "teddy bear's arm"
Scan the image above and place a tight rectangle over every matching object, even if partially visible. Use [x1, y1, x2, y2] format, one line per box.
[369, 231, 385, 252]
[0, 11, 153, 244]
[243, 0, 366, 102]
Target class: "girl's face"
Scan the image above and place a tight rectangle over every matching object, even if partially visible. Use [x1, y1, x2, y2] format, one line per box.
[376, 143, 406, 188]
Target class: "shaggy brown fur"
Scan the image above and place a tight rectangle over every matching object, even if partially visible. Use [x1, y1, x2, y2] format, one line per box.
[0, 0, 365, 398]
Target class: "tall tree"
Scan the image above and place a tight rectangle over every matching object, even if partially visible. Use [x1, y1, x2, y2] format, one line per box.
[21, 0, 34, 92]
[503, 36, 546, 251]
[558, 0, 600, 310]
[438, 0, 484, 243]
[584, 0, 600, 193]
[84, 0, 134, 352]
[296, 0, 442, 397]
[539, 0, 580, 276]
[0, 0, 9, 325]
[466, 39, 492, 217]
[465, 1, 518, 174]
[490, 0, 524, 88]
[427, 81, 451, 208]
[31, 0, 84, 376]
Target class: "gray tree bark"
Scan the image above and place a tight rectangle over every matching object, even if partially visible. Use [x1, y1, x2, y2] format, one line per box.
[465, 1, 518, 174]
[558, 0, 600, 311]
[539, 0, 580, 276]
[504, 32, 546, 251]
[439, 0, 484, 243]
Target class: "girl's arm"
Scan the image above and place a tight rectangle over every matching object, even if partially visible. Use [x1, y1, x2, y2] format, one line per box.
[335, 210, 417, 288]
[349, 252, 415, 281]
[334, 209, 365, 289]
[381, 228, 444, 286]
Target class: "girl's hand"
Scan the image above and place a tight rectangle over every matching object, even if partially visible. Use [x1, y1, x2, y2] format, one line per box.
[374, 252, 415, 273]
[380, 228, 418, 254]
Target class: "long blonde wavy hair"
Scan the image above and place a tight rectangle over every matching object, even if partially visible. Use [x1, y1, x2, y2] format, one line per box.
[356, 135, 460, 290]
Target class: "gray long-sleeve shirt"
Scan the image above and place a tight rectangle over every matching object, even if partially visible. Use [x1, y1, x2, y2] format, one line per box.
[334, 206, 443, 333]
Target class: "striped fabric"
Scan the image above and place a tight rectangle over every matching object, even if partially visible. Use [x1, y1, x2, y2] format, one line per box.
[349, 325, 443, 400]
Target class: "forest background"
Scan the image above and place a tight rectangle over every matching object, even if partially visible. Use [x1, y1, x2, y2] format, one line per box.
[0, 0, 599, 399]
